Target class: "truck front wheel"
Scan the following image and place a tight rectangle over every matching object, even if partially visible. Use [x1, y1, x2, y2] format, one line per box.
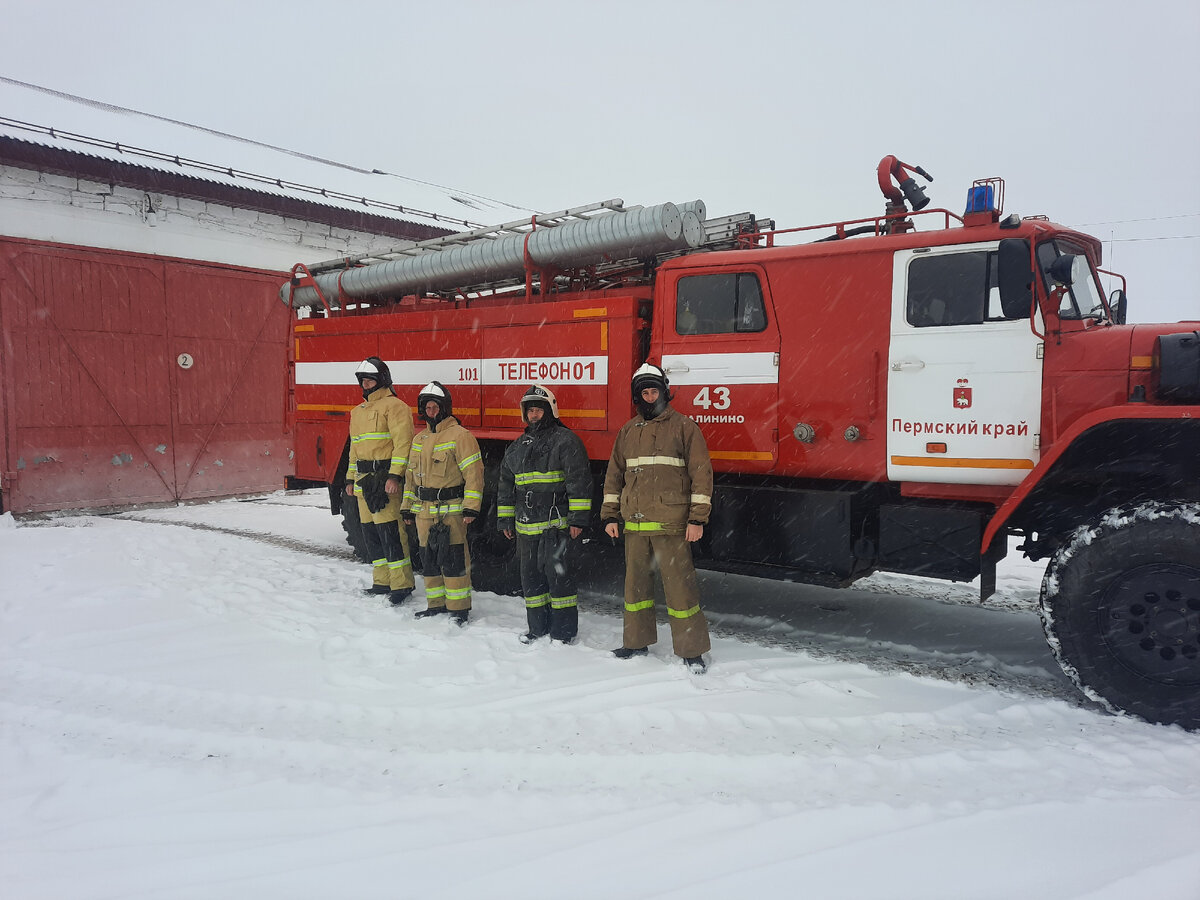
[1040, 502, 1200, 729]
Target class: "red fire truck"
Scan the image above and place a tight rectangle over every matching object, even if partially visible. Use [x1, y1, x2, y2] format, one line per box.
[283, 157, 1200, 729]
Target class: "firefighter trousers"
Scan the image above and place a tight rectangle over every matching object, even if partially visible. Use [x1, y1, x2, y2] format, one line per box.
[622, 531, 711, 658]
[357, 492, 415, 592]
[517, 529, 578, 642]
[416, 511, 472, 611]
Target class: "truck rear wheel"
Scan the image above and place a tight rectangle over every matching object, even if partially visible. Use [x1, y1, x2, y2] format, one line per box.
[1039, 502, 1200, 729]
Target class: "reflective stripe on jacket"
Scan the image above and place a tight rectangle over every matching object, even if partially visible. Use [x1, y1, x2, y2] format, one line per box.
[497, 421, 592, 533]
[348, 387, 414, 485]
[601, 405, 713, 532]
[401, 416, 484, 516]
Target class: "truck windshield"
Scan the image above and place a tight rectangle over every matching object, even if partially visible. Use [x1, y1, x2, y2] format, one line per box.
[1036, 239, 1107, 320]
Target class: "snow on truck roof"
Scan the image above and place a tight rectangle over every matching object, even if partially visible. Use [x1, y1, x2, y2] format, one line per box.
[0, 77, 523, 233]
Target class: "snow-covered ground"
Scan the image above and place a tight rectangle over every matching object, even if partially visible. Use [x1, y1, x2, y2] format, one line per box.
[2, 492, 1197, 899]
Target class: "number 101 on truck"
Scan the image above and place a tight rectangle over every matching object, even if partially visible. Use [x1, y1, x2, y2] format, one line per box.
[282, 155, 1200, 729]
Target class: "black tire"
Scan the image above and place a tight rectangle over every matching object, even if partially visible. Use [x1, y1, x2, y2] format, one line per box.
[1039, 502, 1200, 729]
[341, 492, 370, 563]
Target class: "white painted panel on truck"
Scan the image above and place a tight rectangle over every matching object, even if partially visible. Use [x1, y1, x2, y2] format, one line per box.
[659, 267, 780, 468]
[886, 243, 1043, 486]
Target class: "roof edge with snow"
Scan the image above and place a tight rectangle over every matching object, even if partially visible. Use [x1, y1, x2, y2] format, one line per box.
[0, 134, 457, 244]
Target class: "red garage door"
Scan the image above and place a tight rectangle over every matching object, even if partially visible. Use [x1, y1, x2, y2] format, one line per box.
[0, 237, 292, 513]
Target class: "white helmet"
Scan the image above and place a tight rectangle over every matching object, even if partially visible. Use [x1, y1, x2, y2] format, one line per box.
[354, 357, 392, 387]
[631, 362, 671, 400]
[417, 381, 452, 425]
[520, 384, 559, 422]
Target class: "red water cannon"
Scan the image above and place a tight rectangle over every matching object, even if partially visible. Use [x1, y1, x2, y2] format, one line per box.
[877, 155, 933, 219]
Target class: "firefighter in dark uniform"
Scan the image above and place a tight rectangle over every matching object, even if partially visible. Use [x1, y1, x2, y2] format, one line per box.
[602, 363, 714, 672]
[497, 385, 593, 644]
[346, 357, 416, 604]
[401, 381, 483, 625]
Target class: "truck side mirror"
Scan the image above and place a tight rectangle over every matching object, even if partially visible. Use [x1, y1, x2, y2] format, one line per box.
[1109, 289, 1128, 325]
[997, 238, 1032, 319]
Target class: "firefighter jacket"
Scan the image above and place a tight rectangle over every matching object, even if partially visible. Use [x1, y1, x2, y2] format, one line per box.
[348, 386, 414, 483]
[497, 421, 592, 537]
[601, 405, 713, 534]
[401, 416, 485, 518]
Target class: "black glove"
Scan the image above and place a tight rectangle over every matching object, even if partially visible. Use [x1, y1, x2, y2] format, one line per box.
[463, 509, 480, 520]
[401, 516, 420, 566]
[427, 521, 452, 571]
[359, 472, 390, 514]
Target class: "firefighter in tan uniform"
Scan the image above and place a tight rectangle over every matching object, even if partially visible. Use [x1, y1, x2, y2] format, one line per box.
[346, 357, 416, 605]
[401, 381, 484, 625]
[602, 363, 714, 672]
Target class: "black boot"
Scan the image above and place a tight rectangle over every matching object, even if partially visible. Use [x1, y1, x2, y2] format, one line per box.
[612, 646, 648, 659]
[363, 585, 390, 596]
[414, 606, 449, 619]
[388, 588, 414, 606]
[449, 609, 469, 627]
[683, 655, 707, 674]
[549, 606, 578, 645]
[525, 604, 550, 641]
[519, 631, 546, 644]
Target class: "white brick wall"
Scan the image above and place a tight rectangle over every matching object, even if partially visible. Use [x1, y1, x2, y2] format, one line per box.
[0, 164, 424, 271]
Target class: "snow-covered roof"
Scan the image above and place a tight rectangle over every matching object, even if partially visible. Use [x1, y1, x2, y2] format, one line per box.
[0, 77, 530, 234]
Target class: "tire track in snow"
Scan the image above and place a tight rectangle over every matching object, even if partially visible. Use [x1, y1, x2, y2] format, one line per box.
[7, 514, 1193, 806]
[578, 588, 1084, 708]
[22, 516, 1088, 710]
[114, 513, 358, 561]
[5, 656, 1195, 811]
[710, 614, 1085, 707]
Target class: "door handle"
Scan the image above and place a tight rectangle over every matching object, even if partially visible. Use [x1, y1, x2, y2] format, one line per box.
[665, 363, 690, 374]
[890, 359, 926, 372]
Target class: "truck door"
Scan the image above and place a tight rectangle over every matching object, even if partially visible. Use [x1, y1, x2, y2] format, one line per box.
[658, 266, 779, 472]
[887, 243, 1042, 486]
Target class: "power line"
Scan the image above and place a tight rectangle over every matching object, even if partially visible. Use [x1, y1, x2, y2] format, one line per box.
[1077, 212, 1200, 227]
[1104, 235, 1199, 243]
[0, 75, 537, 215]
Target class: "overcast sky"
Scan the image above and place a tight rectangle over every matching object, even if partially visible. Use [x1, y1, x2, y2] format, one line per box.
[4, 0, 1198, 323]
